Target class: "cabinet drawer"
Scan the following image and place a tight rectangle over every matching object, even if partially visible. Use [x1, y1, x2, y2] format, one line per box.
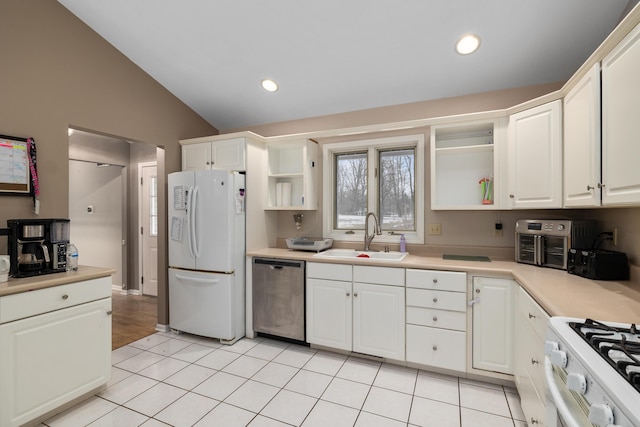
[406, 307, 466, 331]
[353, 265, 404, 286]
[406, 288, 467, 312]
[406, 324, 466, 372]
[0, 277, 112, 324]
[406, 269, 466, 292]
[517, 286, 549, 340]
[307, 262, 352, 282]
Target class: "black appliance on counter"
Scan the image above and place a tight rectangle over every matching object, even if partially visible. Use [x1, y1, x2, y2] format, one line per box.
[7, 218, 70, 277]
[567, 248, 630, 280]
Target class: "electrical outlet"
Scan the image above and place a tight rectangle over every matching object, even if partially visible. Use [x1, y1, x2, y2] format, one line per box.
[428, 223, 442, 235]
[494, 221, 503, 237]
[613, 228, 618, 246]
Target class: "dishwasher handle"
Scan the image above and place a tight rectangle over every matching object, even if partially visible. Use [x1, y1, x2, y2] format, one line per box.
[253, 258, 304, 269]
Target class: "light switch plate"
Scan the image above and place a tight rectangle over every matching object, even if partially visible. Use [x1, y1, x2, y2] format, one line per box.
[428, 223, 442, 235]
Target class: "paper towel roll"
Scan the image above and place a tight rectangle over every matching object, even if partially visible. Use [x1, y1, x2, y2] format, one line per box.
[276, 183, 283, 206]
[281, 182, 292, 206]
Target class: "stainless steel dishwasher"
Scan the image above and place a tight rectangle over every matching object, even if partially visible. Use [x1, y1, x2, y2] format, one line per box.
[252, 258, 305, 341]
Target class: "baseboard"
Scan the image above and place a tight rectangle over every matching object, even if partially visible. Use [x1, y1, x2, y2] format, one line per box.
[112, 287, 142, 296]
[156, 324, 170, 333]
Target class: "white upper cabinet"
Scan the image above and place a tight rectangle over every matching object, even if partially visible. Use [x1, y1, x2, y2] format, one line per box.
[265, 139, 319, 210]
[507, 100, 563, 209]
[181, 138, 246, 171]
[431, 119, 506, 210]
[602, 22, 640, 205]
[563, 63, 602, 207]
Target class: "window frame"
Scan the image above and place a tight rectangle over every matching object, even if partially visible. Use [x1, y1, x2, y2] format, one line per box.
[322, 134, 425, 244]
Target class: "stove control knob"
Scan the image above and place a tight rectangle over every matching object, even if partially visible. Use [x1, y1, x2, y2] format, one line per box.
[550, 349, 568, 368]
[566, 372, 587, 394]
[544, 340, 559, 356]
[588, 403, 614, 426]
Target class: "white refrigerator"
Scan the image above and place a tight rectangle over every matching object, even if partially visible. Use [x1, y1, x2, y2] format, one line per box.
[168, 169, 245, 343]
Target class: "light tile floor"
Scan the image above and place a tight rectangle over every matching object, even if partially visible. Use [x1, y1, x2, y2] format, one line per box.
[42, 333, 527, 427]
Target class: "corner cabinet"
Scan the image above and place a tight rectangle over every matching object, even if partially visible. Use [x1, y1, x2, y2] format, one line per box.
[601, 22, 640, 205]
[0, 277, 112, 427]
[265, 139, 319, 210]
[431, 120, 506, 210]
[306, 262, 405, 361]
[507, 100, 563, 209]
[471, 276, 515, 375]
[563, 63, 602, 207]
[181, 137, 246, 171]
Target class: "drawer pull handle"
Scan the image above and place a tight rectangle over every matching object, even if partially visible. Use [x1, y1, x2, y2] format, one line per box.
[433, 279, 438, 284]
[62, 294, 69, 300]
[107, 310, 113, 316]
[433, 316, 438, 322]
[530, 417, 539, 424]
[529, 313, 536, 319]
[432, 345, 438, 351]
[531, 358, 539, 365]
[354, 293, 358, 297]
[346, 292, 350, 297]
[433, 297, 438, 303]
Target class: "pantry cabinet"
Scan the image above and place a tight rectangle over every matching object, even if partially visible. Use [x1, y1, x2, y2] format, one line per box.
[430, 119, 506, 210]
[563, 63, 602, 207]
[265, 139, 319, 210]
[405, 269, 467, 372]
[471, 276, 515, 375]
[507, 100, 563, 209]
[306, 262, 405, 361]
[601, 22, 640, 205]
[514, 286, 550, 427]
[181, 137, 246, 171]
[0, 277, 112, 427]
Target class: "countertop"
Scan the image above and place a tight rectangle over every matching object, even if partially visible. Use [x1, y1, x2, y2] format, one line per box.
[0, 266, 116, 297]
[247, 248, 640, 324]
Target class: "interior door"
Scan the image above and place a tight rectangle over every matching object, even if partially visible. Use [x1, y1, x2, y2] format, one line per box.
[141, 163, 158, 296]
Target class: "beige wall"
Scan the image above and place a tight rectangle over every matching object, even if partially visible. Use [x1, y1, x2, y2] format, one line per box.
[0, 1, 218, 324]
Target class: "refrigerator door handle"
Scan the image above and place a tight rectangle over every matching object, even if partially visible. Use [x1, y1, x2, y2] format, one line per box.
[175, 274, 220, 284]
[191, 186, 200, 258]
[186, 186, 196, 259]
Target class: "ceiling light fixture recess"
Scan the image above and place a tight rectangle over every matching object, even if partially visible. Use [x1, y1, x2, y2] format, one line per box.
[455, 34, 481, 55]
[261, 79, 279, 92]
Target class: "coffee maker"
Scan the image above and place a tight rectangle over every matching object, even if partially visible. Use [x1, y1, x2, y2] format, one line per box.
[7, 219, 70, 277]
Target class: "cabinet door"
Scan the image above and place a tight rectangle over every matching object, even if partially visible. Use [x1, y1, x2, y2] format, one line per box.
[306, 278, 351, 351]
[353, 282, 405, 360]
[472, 277, 515, 374]
[602, 23, 640, 205]
[0, 298, 112, 427]
[564, 63, 601, 207]
[182, 142, 212, 171]
[211, 138, 246, 171]
[508, 100, 563, 208]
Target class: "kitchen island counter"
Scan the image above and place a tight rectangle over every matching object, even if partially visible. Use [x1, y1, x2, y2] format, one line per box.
[247, 248, 640, 324]
[0, 266, 115, 297]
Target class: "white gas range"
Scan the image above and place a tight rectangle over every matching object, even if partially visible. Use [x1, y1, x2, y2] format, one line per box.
[545, 317, 640, 427]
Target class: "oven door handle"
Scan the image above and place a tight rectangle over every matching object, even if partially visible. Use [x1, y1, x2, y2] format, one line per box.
[544, 356, 583, 427]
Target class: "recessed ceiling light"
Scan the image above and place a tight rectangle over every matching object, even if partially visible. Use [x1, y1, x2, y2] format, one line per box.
[455, 34, 481, 55]
[261, 79, 279, 92]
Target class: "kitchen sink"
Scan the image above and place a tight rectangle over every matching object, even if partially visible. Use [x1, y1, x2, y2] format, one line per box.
[313, 248, 408, 262]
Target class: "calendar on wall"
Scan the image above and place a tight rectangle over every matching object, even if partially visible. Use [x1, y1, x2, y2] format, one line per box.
[0, 134, 31, 195]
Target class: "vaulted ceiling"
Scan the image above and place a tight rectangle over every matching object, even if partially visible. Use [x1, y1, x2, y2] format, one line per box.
[58, 1, 635, 131]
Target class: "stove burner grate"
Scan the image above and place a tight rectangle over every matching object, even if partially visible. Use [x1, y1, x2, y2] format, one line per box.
[569, 318, 640, 393]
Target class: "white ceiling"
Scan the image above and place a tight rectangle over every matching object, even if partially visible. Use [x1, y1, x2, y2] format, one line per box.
[58, 1, 635, 132]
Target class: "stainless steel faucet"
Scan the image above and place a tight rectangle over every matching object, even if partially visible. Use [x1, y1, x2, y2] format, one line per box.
[363, 212, 382, 251]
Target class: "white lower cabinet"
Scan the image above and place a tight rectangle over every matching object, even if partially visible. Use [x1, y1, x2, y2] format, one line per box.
[471, 276, 515, 375]
[0, 277, 112, 427]
[405, 269, 467, 372]
[514, 286, 550, 426]
[306, 263, 405, 361]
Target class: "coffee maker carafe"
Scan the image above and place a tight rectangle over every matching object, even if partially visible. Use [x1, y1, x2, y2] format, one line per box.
[7, 219, 70, 277]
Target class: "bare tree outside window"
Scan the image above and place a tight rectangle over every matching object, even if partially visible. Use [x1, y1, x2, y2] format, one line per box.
[335, 152, 368, 229]
[379, 148, 415, 231]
